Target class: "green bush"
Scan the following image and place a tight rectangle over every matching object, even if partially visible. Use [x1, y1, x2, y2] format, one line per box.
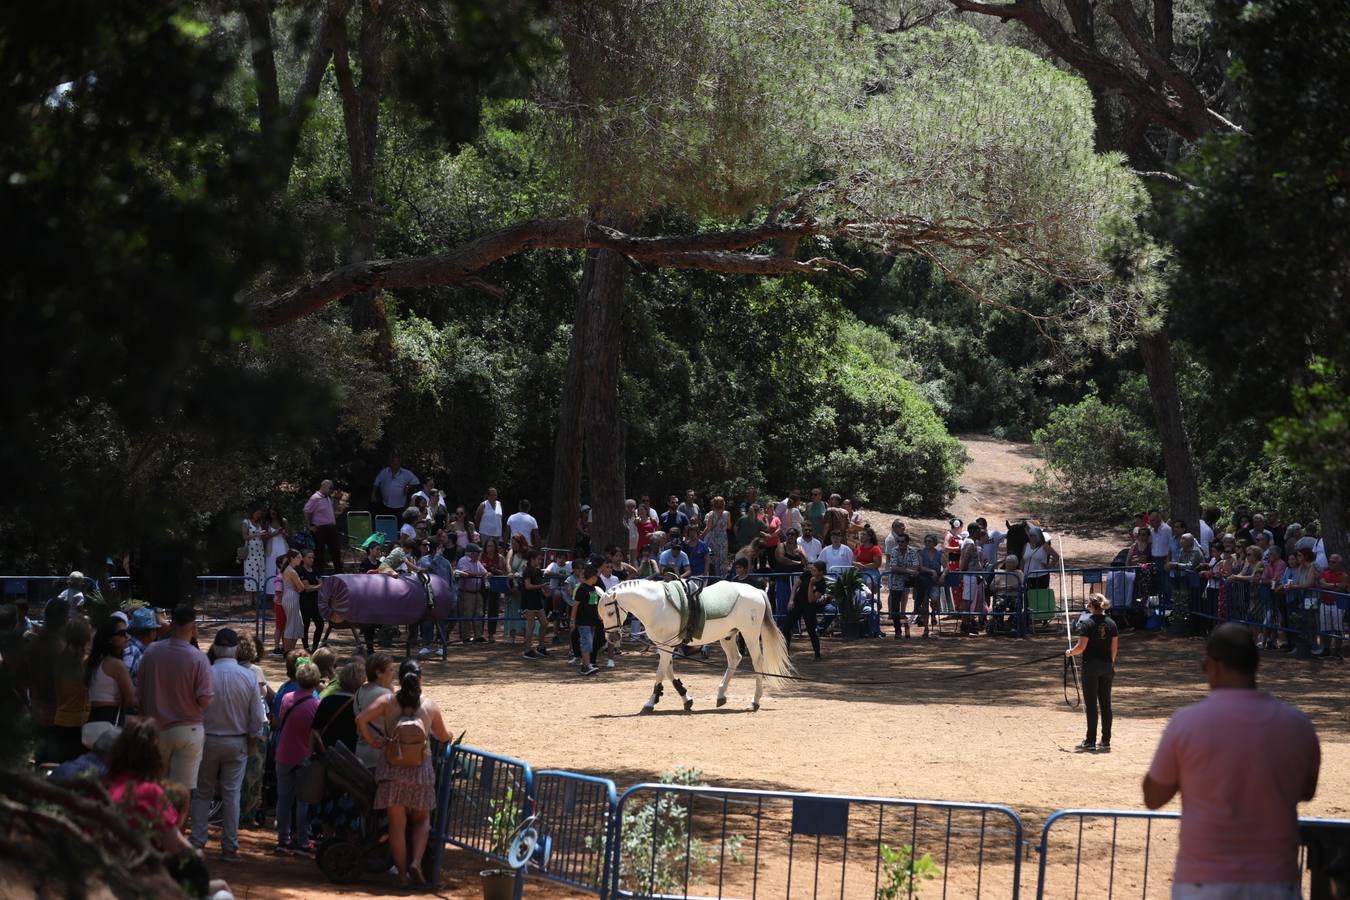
[1030, 387, 1164, 521]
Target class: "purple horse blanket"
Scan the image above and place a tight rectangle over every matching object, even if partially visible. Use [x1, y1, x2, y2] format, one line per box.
[318, 573, 455, 626]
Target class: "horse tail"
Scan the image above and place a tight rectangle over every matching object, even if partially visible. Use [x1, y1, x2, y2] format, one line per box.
[756, 588, 795, 679]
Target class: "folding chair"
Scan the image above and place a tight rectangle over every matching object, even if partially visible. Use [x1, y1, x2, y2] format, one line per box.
[346, 511, 373, 550]
[374, 515, 399, 543]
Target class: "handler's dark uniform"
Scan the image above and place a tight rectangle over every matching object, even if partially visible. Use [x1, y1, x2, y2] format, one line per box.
[1075, 613, 1119, 748]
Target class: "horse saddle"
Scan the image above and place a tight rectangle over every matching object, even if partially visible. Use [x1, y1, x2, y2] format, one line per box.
[667, 579, 735, 644]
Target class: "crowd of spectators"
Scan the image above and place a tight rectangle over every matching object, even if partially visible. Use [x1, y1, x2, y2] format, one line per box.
[3, 581, 455, 893]
[234, 454, 1347, 661]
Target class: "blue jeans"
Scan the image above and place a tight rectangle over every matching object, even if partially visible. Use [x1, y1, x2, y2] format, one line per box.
[275, 760, 311, 847]
[578, 625, 596, 655]
[191, 735, 248, 852]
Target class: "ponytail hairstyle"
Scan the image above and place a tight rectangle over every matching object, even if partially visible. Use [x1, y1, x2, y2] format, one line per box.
[396, 658, 423, 711]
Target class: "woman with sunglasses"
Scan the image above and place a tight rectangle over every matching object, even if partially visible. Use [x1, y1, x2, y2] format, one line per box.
[86, 616, 137, 740]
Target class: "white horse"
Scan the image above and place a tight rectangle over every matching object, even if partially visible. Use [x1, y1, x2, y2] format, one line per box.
[599, 579, 794, 714]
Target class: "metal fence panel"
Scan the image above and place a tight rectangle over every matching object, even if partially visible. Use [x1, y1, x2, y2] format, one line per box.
[1036, 809, 1180, 900]
[611, 784, 1023, 900]
[533, 770, 619, 897]
[427, 745, 534, 891]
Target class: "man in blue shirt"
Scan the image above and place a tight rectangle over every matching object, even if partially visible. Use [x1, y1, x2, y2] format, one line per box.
[659, 495, 689, 534]
[687, 535, 711, 578]
[658, 536, 692, 578]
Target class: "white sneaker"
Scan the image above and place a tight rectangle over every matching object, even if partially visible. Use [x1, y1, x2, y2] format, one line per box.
[418, 647, 431, 657]
[606, 659, 615, 669]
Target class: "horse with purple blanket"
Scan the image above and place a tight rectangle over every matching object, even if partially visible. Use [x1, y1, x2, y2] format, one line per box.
[318, 572, 456, 658]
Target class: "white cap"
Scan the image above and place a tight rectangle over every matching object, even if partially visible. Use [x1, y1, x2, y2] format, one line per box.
[111, 611, 129, 625]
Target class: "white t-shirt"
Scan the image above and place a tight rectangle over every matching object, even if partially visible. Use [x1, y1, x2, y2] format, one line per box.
[399, 523, 417, 541]
[600, 572, 620, 591]
[478, 500, 503, 537]
[982, 530, 1006, 569]
[1197, 519, 1215, 557]
[1023, 543, 1051, 576]
[412, 490, 446, 517]
[374, 466, 419, 509]
[1150, 522, 1173, 557]
[507, 512, 540, 546]
[780, 507, 804, 537]
[820, 544, 854, 573]
[798, 537, 823, 564]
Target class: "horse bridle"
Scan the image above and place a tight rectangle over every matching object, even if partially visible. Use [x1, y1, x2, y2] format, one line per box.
[602, 588, 625, 630]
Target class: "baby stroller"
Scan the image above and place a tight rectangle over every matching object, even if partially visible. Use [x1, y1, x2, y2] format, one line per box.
[314, 742, 393, 884]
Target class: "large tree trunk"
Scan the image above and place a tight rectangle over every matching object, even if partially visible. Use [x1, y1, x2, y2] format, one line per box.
[547, 286, 589, 549]
[332, 7, 392, 360]
[1138, 330, 1200, 526]
[580, 248, 629, 556]
[545, 246, 629, 554]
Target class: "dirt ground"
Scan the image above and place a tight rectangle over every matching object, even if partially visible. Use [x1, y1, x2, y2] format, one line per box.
[207, 436, 1316, 897]
[213, 622, 1350, 899]
[856, 434, 1129, 567]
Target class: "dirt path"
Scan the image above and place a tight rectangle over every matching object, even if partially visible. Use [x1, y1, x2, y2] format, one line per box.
[858, 434, 1128, 566]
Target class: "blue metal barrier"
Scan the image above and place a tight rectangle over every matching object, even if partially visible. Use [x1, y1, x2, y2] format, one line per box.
[533, 770, 618, 897]
[427, 745, 534, 894]
[611, 784, 1024, 900]
[1036, 809, 1179, 899]
[1036, 809, 1350, 899]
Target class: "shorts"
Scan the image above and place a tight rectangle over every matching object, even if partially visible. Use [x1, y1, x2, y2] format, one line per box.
[578, 625, 596, 654]
[521, 590, 544, 612]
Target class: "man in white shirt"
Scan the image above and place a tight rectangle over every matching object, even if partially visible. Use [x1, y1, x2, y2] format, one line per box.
[1148, 511, 1173, 602]
[55, 571, 86, 609]
[1197, 507, 1217, 558]
[506, 499, 541, 548]
[976, 518, 1005, 571]
[371, 452, 419, 519]
[798, 524, 823, 564]
[475, 487, 504, 541]
[820, 530, 854, 575]
[412, 477, 447, 524]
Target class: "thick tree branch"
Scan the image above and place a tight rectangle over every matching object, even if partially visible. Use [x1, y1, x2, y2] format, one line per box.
[249, 218, 825, 328]
[949, 0, 1207, 139]
[1105, 0, 1208, 131]
[281, 11, 337, 175]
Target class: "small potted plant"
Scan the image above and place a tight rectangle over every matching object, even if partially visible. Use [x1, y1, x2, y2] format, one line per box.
[827, 567, 865, 641]
[481, 787, 520, 900]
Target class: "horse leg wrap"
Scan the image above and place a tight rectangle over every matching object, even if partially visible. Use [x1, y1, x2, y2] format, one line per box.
[672, 679, 687, 697]
[653, 683, 664, 702]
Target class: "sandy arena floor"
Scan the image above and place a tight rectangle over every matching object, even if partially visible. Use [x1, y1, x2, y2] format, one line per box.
[206, 622, 1349, 899]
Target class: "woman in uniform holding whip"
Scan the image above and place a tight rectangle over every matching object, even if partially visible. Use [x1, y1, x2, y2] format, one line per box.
[1066, 593, 1119, 752]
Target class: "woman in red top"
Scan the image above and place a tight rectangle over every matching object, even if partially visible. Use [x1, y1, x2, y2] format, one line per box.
[854, 527, 883, 596]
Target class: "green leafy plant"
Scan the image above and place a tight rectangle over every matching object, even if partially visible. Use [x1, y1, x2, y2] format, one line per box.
[876, 842, 941, 900]
[486, 786, 519, 858]
[616, 768, 745, 894]
[827, 567, 866, 624]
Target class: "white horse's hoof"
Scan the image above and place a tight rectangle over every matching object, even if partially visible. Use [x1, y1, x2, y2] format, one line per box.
[751, 702, 760, 712]
[716, 696, 727, 708]
[683, 698, 694, 711]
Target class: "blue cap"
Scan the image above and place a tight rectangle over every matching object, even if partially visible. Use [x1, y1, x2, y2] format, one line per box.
[129, 607, 158, 631]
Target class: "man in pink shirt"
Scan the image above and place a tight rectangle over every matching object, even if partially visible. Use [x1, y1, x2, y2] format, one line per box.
[137, 606, 214, 790]
[304, 478, 343, 574]
[1143, 623, 1320, 899]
